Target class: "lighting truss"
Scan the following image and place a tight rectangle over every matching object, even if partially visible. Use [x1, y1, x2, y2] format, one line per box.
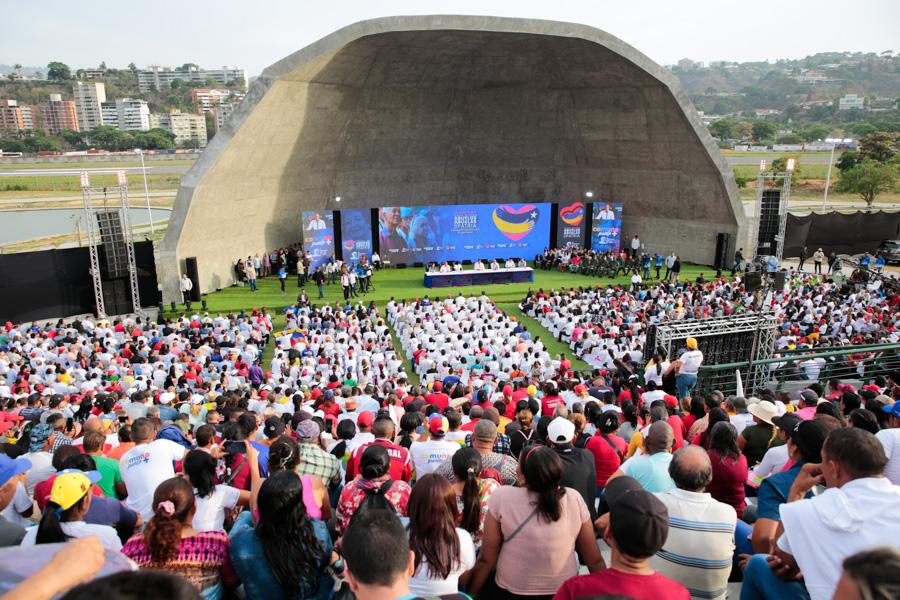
[79, 171, 145, 319]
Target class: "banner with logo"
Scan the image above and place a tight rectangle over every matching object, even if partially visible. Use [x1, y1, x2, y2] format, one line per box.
[590, 202, 624, 252]
[377, 203, 551, 265]
[556, 202, 587, 248]
[301, 210, 335, 269]
[339, 208, 373, 263]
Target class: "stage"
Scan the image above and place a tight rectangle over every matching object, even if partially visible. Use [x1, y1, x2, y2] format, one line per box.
[423, 267, 534, 288]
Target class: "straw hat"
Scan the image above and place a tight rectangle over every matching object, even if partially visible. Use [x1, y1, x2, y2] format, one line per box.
[747, 400, 778, 426]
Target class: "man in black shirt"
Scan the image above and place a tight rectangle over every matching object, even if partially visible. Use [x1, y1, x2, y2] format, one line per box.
[546, 416, 598, 521]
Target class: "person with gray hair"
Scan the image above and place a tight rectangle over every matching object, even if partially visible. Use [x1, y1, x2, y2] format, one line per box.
[435, 419, 517, 485]
[649, 446, 737, 600]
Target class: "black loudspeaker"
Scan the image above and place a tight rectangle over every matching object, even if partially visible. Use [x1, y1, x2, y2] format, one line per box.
[413, 262, 424, 268]
[396, 263, 406, 269]
[185, 257, 201, 301]
[757, 189, 782, 254]
[96, 210, 128, 278]
[714, 233, 731, 269]
[771, 271, 786, 289]
[102, 279, 131, 315]
[745, 271, 762, 292]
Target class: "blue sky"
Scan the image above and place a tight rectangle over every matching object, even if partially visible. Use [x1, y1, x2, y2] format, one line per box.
[5, 0, 899, 75]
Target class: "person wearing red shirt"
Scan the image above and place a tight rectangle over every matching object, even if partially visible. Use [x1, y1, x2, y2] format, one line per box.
[540, 382, 564, 416]
[345, 415, 412, 483]
[554, 476, 690, 600]
[585, 412, 627, 492]
[424, 381, 450, 411]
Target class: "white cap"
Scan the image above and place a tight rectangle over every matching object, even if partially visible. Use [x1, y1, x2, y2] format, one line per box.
[159, 392, 176, 405]
[191, 394, 205, 405]
[547, 417, 576, 444]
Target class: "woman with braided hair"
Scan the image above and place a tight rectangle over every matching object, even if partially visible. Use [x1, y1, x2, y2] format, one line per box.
[450, 446, 499, 552]
[121, 477, 234, 599]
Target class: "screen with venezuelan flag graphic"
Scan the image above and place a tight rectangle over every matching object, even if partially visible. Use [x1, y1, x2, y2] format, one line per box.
[556, 201, 587, 248]
[377, 203, 550, 265]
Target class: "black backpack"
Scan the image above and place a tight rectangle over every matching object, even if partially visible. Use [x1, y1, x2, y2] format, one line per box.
[348, 479, 397, 526]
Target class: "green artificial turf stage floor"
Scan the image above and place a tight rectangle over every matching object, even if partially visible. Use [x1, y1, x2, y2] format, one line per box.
[165, 263, 718, 378]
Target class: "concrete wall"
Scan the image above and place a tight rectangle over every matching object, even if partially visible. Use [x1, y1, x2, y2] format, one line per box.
[160, 16, 745, 302]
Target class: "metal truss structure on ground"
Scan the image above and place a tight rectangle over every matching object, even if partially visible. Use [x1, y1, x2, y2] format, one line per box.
[80, 171, 144, 319]
[646, 313, 778, 395]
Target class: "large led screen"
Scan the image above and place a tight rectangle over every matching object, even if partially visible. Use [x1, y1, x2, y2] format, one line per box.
[378, 203, 550, 265]
[590, 202, 624, 253]
[301, 210, 335, 269]
[556, 201, 587, 248]
[340, 209, 373, 263]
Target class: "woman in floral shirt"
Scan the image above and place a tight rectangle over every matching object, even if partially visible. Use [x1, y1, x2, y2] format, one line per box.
[451, 447, 500, 551]
[335, 444, 411, 535]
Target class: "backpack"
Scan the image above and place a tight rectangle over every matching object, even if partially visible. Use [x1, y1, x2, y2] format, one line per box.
[348, 479, 396, 526]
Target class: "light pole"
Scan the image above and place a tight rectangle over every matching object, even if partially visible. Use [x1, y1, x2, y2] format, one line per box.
[134, 148, 154, 234]
[821, 139, 837, 212]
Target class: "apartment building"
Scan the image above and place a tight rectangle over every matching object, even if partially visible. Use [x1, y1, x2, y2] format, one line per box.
[39, 94, 79, 134]
[138, 65, 248, 92]
[73, 81, 107, 131]
[100, 98, 150, 131]
[150, 110, 207, 147]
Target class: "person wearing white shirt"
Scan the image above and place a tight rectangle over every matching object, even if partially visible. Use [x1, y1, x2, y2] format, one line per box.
[676, 338, 703, 399]
[119, 419, 188, 520]
[742, 428, 900, 600]
[504, 259, 515, 269]
[439, 262, 451, 274]
[474, 260, 485, 271]
[489, 260, 500, 270]
[409, 417, 460, 480]
[876, 403, 900, 485]
[184, 448, 252, 531]
[20, 469, 122, 551]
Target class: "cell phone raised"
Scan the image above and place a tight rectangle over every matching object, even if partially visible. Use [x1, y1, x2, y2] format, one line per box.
[223, 440, 247, 454]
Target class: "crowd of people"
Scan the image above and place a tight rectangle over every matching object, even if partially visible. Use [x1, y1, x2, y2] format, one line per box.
[387, 293, 559, 384]
[0, 290, 898, 599]
[535, 246, 684, 283]
[521, 272, 900, 379]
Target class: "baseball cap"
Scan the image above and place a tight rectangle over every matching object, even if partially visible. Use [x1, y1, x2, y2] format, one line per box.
[526, 385, 537, 396]
[159, 392, 176, 405]
[433, 381, 443, 392]
[191, 394, 205, 405]
[28, 423, 53, 452]
[263, 416, 285, 438]
[547, 417, 575, 444]
[296, 420, 320, 441]
[786, 418, 831, 463]
[429, 415, 448, 436]
[357, 411, 374, 428]
[883, 403, 900, 419]
[772, 412, 802, 432]
[797, 389, 818, 406]
[50, 469, 102, 510]
[0, 455, 31, 487]
[605, 476, 669, 558]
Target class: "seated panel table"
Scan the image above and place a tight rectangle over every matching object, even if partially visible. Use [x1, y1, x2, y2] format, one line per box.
[423, 267, 534, 288]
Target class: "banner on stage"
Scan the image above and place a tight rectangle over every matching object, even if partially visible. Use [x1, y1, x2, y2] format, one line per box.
[556, 202, 587, 248]
[340, 208, 373, 263]
[301, 210, 335, 269]
[378, 203, 551, 265]
[590, 202, 624, 252]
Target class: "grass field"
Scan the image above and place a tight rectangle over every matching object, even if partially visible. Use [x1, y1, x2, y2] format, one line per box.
[0, 173, 180, 192]
[0, 160, 196, 171]
[164, 263, 717, 374]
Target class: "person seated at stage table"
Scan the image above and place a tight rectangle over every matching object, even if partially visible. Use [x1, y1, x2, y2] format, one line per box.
[505, 258, 516, 269]
[474, 260, 486, 271]
[453, 262, 463, 272]
[439, 262, 452, 274]
[490, 259, 500, 270]
[517, 258, 527, 268]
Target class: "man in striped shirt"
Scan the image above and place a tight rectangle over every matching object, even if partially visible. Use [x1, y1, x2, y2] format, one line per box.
[650, 446, 736, 600]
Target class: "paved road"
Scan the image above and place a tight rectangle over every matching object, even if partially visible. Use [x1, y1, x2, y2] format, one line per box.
[725, 154, 834, 165]
[0, 165, 191, 176]
[0, 191, 174, 204]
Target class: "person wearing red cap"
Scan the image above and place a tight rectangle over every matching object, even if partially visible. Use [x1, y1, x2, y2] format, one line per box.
[424, 381, 450, 411]
[409, 416, 460, 481]
[345, 411, 376, 455]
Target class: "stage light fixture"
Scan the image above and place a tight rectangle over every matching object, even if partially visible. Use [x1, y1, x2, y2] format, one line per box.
[80, 172, 90, 187]
[759, 160, 767, 172]
[585, 191, 594, 198]
[335, 195, 341, 203]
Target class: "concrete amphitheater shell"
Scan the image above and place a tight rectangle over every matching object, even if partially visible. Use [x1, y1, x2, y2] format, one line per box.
[159, 15, 746, 302]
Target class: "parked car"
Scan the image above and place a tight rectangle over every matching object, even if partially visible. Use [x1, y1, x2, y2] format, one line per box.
[875, 240, 900, 264]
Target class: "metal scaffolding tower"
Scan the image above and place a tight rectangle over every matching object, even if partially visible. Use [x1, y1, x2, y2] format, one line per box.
[79, 171, 145, 319]
[752, 158, 794, 263]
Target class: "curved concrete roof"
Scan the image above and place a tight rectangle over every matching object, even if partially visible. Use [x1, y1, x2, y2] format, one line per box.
[160, 15, 745, 300]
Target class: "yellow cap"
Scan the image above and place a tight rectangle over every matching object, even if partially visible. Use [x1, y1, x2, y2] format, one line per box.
[527, 385, 537, 395]
[50, 470, 99, 510]
[686, 337, 698, 350]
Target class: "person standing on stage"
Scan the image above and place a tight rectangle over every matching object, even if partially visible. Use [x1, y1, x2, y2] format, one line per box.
[630, 235, 641, 258]
[664, 252, 676, 280]
[277, 265, 287, 295]
[180, 273, 193, 309]
[245, 257, 257, 292]
[340, 268, 351, 301]
[297, 259, 306, 288]
[312, 267, 325, 299]
[813, 247, 826, 274]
